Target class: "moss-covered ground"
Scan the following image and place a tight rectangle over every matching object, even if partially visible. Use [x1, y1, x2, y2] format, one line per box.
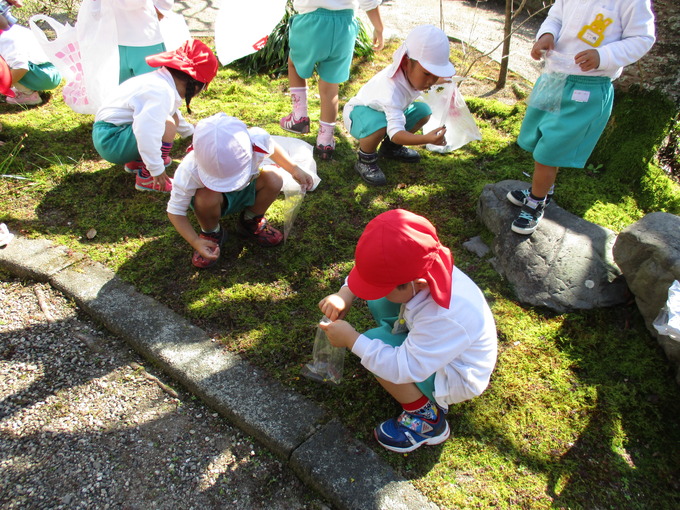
[1, 35, 679, 508]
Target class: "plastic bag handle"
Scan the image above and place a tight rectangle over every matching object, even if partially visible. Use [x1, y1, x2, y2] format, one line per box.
[28, 14, 68, 44]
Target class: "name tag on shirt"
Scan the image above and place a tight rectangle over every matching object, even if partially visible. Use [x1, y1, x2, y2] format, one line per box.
[572, 90, 591, 103]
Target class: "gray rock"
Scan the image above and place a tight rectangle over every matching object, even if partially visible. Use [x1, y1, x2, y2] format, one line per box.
[463, 236, 490, 258]
[477, 180, 629, 312]
[613, 212, 680, 382]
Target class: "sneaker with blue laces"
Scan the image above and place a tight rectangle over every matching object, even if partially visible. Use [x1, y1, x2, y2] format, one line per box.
[374, 409, 450, 453]
[507, 188, 553, 207]
[511, 201, 545, 235]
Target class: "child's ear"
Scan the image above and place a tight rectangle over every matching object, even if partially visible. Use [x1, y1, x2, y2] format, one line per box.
[415, 278, 429, 290]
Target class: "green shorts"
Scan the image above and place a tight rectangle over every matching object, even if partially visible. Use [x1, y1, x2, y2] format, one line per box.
[92, 121, 140, 165]
[190, 178, 258, 217]
[362, 297, 437, 402]
[349, 102, 432, 140]
[289, 9, 358, 84]
[518, 74, 613, 168]
[18, 62, 62, 92]
[118, 42, 166, 83]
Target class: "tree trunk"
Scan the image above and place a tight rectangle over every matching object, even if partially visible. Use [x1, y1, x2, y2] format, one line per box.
[497, 0, 513, 89]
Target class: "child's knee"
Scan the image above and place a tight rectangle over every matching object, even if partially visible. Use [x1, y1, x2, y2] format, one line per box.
[194, 187, 223, 209]
[258, 168, 284, 192]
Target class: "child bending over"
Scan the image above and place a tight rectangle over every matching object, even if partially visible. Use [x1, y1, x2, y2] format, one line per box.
[92, 39, 218, 193]
[167, 113, 315, 268]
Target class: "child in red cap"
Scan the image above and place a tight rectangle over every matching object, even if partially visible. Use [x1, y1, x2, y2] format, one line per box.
[92, 39, 218, 193]
[319, 209, 497, 453]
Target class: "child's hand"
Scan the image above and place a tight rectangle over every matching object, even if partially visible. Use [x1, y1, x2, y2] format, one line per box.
[153, 171, 171, 191]
[575, 49, 600, 72]
[291, 165, 314, 191]
[318, 319, 360, 349]
[319, 291, 352, 321]
[531, 34, 555, 60]
[373, 31, 384, 52]
[424, 126, 447, 146]
[195, 238, 220, 262]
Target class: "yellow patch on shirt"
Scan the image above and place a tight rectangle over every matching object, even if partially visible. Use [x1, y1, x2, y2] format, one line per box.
[577, 13, 612, 47]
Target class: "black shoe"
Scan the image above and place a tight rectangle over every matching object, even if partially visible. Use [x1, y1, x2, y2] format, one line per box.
[378, 137, 421, 163]
[511, 202, 545, 235]
[507, 188, 553, 207]
[354, 152, 386, 186]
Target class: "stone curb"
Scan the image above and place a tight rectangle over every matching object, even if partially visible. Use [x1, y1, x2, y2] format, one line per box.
[0, 236, 435, 510]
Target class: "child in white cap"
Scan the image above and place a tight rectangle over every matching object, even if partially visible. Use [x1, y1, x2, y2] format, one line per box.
[167, 113, 315, 268]
[342, 24, 454, 186]
[319, 209, 497, 452]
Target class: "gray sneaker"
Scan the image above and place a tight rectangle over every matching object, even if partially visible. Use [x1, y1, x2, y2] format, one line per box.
[378, 138, 421, 163]
[507, 188, 553, 207]
[355, 152, 386, 186]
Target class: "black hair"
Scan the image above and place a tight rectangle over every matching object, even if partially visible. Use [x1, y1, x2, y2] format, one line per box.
[167, 67, 206, 115]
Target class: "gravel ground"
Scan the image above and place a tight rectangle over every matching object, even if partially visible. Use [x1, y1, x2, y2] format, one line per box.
[0, 277, 325, 510]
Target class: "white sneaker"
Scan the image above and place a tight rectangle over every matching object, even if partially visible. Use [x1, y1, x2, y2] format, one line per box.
[7, 90, 42, 106]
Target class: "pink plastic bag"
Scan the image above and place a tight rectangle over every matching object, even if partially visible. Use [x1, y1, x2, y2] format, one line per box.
[28, 15, 91, 113]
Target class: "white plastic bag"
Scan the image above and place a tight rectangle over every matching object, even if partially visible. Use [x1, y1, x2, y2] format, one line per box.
[28, 15, 92, 113]
[76, 0, 119, 114]
[214, 0, 288, 65]
[653, 280, 680, 341]
[263, 136, 320, 241]
[159, 11, 190, 51]
[421, 77, 482, 153]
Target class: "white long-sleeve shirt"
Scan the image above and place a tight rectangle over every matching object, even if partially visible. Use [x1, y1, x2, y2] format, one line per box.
[0, 25, 51, 70]
[113, 0, 173, 47]
[166, 128, 274, 216]
[95, 67, 193, 176]
[293, 0, 380, 15]
[537, 0, 655, 79]
[351, 267, 498, 409]
[343, 61, 420, 140]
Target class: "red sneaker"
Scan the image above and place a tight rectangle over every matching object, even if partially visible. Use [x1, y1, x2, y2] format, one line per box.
[135, 169, 172, 193]
[237, 212, 283, 247]
[124, 160, 145, 174]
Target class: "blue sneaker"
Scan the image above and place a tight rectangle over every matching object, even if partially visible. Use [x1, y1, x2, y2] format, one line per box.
[374, 410, 450, 453]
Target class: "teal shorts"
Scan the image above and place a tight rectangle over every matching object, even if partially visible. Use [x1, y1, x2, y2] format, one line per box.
[190, 178, 258, 217]
[289, 9, 358, 84]
[518, 74, 613, 168]
[18, 62, 62, 91]
[349, 102, 432, 140]
[362, 297, 437, 402]
[118, 42, 166, 83]
[92, 121, 140, 165]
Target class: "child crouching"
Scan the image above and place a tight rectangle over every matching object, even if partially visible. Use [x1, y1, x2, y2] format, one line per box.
[167, 112, 315, 268]
[319, 209, 497, 452]
[342, 25, 454, 186]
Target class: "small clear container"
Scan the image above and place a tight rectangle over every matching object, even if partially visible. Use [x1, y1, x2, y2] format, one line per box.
[301, 316, 345, 385]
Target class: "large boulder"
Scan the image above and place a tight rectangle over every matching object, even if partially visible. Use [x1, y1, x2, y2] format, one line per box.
[477, 180, 629, 312]
[613, 212, 680, 381]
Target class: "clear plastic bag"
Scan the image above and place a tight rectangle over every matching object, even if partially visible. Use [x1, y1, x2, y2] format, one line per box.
[301, 316, 345, 385]
[264, 136, 321, 242]
[527, 50, 580, 114]
[653, 280, 680, 341]
[421, 77, 482, 153]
